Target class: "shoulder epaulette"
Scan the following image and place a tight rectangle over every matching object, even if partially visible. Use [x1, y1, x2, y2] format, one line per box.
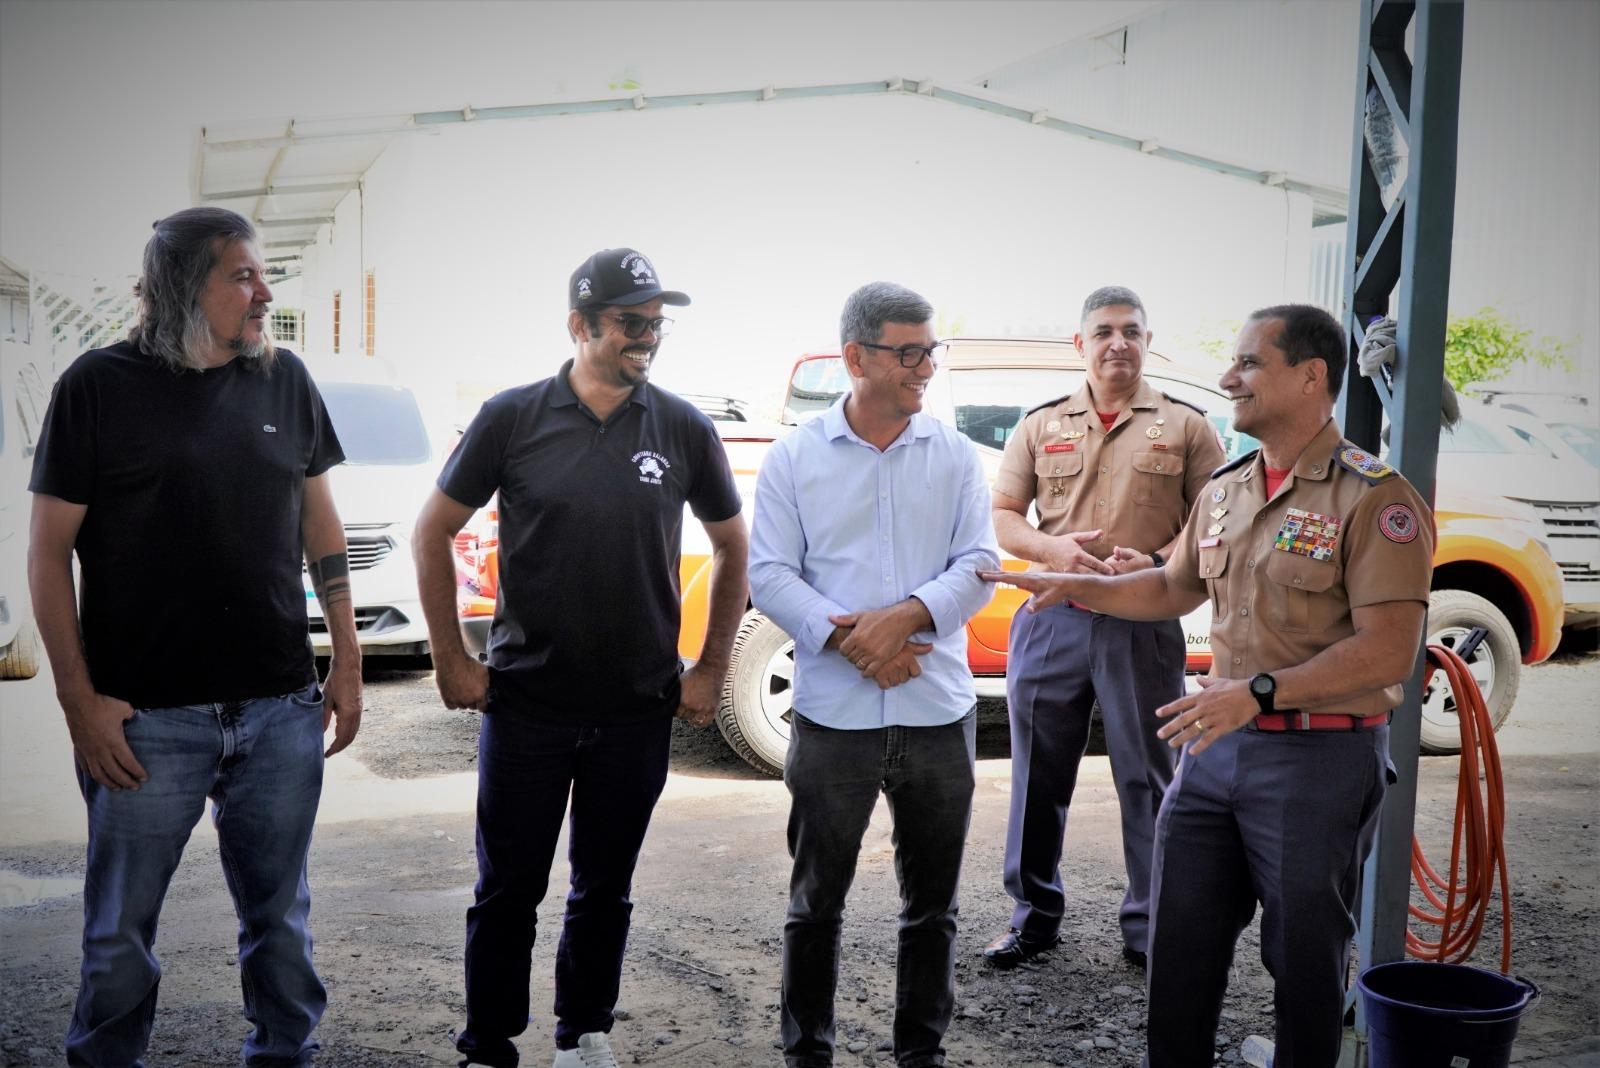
[1162, 392, 1209, 417]
[1333, 444, 1397, 484]
[1210, 449, 1258, 479]
[1025, 393, 1075, 417]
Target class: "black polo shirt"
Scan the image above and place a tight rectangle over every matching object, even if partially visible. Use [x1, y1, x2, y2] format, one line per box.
[28, 342, 343, 707]
[438, 360, 741, 724]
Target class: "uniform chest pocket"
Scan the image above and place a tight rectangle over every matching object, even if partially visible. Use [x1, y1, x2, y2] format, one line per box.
[1132, 451, 1184, 507]
[1034, 452, 1083, 512]
[1265, 551, 1337, 632]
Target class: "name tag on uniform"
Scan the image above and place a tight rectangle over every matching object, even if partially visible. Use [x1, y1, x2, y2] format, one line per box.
[1198, 536, 1221, 548]
[1273, 508, 1342, 561]
[1044, 443, 1075, 453]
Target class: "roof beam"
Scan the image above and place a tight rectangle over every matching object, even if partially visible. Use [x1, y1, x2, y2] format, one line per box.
[256, 216, 335, 228]
[201, 180, 360, 201]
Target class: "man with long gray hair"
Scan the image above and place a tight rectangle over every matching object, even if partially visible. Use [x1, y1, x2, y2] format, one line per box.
[750, 281, 998, 1068]
[28, 206, 362, 1067]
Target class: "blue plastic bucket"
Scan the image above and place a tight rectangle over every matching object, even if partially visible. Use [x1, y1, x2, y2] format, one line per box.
[1358, 961, 1539, 1068]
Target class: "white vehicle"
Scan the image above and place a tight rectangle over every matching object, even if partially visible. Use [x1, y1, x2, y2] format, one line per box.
[1435, 406, 1600, 625]
[307, 382, 438, 656]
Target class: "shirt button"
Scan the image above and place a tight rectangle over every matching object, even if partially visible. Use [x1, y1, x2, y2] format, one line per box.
[1248, 559, 1256, 568]
[1053, 467, 1062, 475]
[1232, 656, 1243, 665]
[1155, 464, 1164, 471]
[1293, 576, 1303, 585]
[1099, 466, 1108, 475]
[1239, 608, 1249, 617]
[880, 491, 888, 498]
[881, 534, 889, 542]
[1097, 499, 1106, 507]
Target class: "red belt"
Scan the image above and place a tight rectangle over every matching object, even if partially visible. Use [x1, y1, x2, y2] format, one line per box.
[1254, 711, 1388, 732]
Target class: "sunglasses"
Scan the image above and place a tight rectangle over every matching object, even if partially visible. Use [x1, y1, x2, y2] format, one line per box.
[606, 313, 673, 340]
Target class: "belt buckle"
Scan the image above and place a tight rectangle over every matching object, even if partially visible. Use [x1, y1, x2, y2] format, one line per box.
[1298, 711, 1312, 730]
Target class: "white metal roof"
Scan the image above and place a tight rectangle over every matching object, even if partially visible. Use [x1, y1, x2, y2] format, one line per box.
[197, 77, 1347, 274]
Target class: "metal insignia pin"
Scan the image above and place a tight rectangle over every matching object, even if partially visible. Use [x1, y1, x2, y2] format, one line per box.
[1213, 487, 1226, 503]
[1207, 523, 1224, 536]
[1210, 507, 1227, 520]
[1146, 426, 1163, 439]
[1046, 420, 1061, 432]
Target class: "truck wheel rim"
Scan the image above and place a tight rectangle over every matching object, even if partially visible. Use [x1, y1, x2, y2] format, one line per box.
[1421, 624, 1498, 730]
[761, 639, 797, 737]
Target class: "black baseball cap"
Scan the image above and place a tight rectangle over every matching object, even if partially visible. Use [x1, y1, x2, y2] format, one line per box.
[569, 248, 690, 310]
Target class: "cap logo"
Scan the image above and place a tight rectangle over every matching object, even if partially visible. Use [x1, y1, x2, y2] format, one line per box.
[622, 253, 656, 286]
[576, 277, 592, 301]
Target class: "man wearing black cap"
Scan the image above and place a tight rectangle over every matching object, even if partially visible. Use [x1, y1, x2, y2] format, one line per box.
[413, 248, 749, 1068]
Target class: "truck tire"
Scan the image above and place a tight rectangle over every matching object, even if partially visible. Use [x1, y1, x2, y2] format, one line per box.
[1419, 589, 1520, 755]
[716, 610, 794, 777]
[0, 622, 40, 681]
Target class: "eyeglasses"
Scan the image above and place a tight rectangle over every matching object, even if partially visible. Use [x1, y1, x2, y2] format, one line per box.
[606, 313, 673, 340]
[859, 341, 945, 368]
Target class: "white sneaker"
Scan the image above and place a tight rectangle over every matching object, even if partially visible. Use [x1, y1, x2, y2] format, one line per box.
[551, 1031, 620, 1068]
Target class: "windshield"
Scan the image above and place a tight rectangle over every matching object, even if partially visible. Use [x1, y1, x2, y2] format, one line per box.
[1551, 422, 1600, 468]
[945, 366, 1259, 462]
[319, 383, 431, 466]
[1438, 414, 1543, 456]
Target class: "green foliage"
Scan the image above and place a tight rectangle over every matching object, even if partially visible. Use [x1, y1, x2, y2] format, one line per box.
[1445, 307, 1573, 388]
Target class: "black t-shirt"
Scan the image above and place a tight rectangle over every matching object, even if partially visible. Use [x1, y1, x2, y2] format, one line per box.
[29, 341, 344, 707]
[439, 361, 741, 724]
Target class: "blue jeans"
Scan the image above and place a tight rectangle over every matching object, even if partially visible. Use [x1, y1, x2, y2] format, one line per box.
[781, 709, 977, 1068]
[457, 705, 672, 1068]
[67, 682, 328, 1068]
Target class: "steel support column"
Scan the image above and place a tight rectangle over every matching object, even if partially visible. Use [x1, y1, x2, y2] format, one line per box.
[1336, 0, 1463, 1055]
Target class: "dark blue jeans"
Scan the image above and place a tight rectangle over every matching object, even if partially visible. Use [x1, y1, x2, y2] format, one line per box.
[780, 709, 976, 1068]
[67, 682, 327, 1068]
[456, 705, 672, 1068]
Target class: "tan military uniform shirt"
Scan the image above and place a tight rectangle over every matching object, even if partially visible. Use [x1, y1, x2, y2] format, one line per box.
[1165, 419, 1435, 716]
[994, 379, 1226, 566]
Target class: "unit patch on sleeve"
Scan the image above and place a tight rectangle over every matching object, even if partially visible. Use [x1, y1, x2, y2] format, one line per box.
[1379, 503, 1420, 543]
[1273, 508, 1343, 561]
[1334, 445, 1397, 484]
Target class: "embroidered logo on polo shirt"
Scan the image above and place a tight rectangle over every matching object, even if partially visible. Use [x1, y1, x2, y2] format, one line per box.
[633, 450, 670, 485]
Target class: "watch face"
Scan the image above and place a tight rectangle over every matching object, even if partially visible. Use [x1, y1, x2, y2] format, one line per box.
[1250, 674, 1273, 696]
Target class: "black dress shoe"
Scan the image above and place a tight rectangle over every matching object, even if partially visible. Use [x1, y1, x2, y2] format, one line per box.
[1121, 945, 1147, 971]
[981, 927, 1061, 969]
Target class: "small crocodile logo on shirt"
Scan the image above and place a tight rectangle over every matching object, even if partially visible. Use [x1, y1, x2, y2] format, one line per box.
[263, 424, 277, 433]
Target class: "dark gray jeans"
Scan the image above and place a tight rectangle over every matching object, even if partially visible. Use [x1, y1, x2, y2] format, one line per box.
[780, 708, 977, 1068]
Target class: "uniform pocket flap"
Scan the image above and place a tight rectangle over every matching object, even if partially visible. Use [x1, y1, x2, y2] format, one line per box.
[1266, 550, 1336, 592]
[1036, 452, 1083, 478]
[1132, 451, 1184, 476]
[1198, 543, 1228, 579]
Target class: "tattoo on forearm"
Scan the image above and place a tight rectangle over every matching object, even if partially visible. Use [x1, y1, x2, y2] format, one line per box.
[307, 553, 352, 610]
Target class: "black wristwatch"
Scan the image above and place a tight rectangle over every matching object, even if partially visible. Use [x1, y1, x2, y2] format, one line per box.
[1149, 550, 1164, 567]
[1248, 672, 1277, 716]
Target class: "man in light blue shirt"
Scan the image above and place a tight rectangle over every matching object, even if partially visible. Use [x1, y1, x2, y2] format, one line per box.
[750, 281, 999, 1068]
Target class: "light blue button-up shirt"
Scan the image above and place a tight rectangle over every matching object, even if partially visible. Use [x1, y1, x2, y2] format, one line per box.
[749, 398, 999, 729]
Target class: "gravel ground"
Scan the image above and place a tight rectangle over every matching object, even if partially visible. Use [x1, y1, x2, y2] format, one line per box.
[2, 649, 1596, 1067]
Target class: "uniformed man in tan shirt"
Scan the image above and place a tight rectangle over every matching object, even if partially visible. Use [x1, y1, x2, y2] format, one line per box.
[981, 286, 1225, 971]
[984, 304, 1434, 1068]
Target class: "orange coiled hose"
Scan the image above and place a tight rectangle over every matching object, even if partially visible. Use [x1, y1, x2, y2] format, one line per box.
[1405, 643, 1513, 972]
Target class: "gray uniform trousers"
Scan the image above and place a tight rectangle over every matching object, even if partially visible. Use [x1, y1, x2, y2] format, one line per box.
[1002, 602, 1183, 953]
[1143, 723, 1392, 1068]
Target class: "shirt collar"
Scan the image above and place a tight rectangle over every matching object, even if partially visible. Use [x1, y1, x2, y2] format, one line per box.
[551, 358, 652, 411]
[822, 394, 937, 448]
[1239, 417, 1345, 484]
[1061, 377, 1160, 416]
